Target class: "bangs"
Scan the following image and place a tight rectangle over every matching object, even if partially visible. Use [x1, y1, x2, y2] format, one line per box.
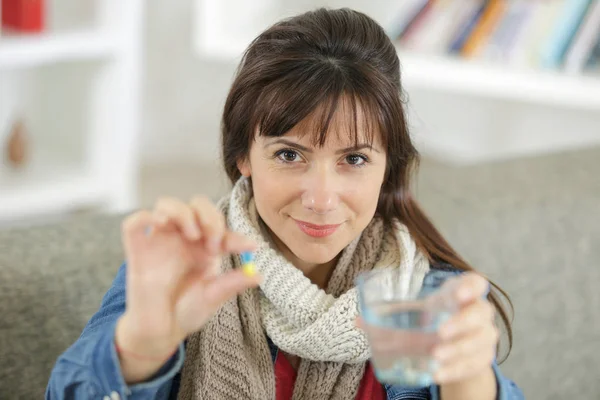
[251, 60, 389, 149]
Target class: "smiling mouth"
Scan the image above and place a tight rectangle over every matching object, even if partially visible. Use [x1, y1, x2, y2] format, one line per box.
[292, 219, 342, 238]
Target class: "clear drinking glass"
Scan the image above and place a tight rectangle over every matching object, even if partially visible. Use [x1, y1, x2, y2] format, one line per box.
[356, 269, 457, 387]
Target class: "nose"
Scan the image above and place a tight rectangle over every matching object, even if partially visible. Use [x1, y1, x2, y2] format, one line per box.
[301, 166, 340, 215]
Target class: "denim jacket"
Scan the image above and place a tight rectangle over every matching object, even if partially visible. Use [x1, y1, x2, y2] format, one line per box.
[46, 264, 524, 400]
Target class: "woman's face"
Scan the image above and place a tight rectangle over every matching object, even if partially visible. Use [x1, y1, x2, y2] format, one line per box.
[239, 104, 387, 268]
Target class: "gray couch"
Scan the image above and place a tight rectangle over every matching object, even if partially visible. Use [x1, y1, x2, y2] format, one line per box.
[1, 147, 599, 399]
[0, 215, 124, 399]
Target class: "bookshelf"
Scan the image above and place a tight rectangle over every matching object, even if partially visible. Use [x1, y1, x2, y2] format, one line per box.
[0, 29, 116, 68]
[0, 0, 144, 224]
[192, 0, 600, 163]
[397, 49, 600, 111]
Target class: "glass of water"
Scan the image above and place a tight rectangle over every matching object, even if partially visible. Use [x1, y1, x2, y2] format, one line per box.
[356, 268, 457, 387]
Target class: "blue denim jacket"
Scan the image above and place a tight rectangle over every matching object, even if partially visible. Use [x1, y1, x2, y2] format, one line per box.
[46, 264, 524, 400]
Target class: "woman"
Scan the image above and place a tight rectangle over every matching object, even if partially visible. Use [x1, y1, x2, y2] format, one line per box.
[47, 8, 523, 400]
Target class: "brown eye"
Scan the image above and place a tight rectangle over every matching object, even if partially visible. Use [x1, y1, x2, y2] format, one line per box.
[346, 154, 366, 166]
[276, 149, 300, 162]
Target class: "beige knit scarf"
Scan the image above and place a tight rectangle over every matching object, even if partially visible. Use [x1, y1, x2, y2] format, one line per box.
[178, 178, 430, 400]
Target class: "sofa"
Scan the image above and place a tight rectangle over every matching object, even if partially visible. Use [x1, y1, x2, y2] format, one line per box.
[1, 147, 599, 399]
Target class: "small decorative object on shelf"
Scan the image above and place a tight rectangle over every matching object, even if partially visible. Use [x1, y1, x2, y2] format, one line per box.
[4, 118, 29, 168]
[1, 0, 45, 33]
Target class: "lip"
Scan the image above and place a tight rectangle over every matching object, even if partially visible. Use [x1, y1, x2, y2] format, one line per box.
[293, 219, 342, 238]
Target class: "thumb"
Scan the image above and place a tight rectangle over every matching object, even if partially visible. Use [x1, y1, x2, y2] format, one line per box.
[203, 269, 263, 307]
[175, 269, 262, 330]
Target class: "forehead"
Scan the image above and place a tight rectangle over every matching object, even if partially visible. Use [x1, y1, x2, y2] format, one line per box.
[273, 94, 383, 149]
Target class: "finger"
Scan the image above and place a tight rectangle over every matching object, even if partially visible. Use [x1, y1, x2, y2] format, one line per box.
[188, 231, 255, 279]
[439, 299, 495, 339]
[355, 316, 363, 328]
[434, 324, 498, 364]
[447, 272, 489, 306]
[175, 269, 262, 334]
[221, 231, 257, 254]
[122, 210, 154, 249]
[434, 345, 496, 384]
[371, 329, 438, 356]
[190, 196, 226, 254]
[356, 317, 439, 356]
[202, 269, 262, 307]
[154, 197, 200, 240]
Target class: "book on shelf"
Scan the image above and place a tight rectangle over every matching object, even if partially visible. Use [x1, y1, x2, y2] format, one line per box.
[564, 1, 600, 73]
[398, 0, 433, 47]
[461, 0, 508, 58]
[392, 0, 600, 74]
[481, 0, 534, 63]
[539, 0, 593, 69]
[506, 1, 560, 68]
[386, 0, 429, 41]
[404, 0, 476, 54]
[590, 30, 600, 68]
[448, 0, 488, 54]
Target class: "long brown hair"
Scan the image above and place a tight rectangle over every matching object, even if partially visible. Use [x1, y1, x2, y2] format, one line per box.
[221, 7, 513, 360]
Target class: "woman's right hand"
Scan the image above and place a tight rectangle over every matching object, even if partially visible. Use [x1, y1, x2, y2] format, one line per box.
[115, 196, 260, 383]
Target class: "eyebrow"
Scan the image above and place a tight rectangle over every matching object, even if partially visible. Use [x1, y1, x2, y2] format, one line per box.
[265, 138, 381, 154]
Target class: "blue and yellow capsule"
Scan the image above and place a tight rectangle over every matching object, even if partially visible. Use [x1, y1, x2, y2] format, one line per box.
[240, 251, 257, 277]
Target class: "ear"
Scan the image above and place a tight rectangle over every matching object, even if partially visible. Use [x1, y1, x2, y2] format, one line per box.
[237, 158, 251, 177]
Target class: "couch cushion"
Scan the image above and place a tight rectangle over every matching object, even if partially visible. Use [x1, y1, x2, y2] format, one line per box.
[0, 214, 124, 399]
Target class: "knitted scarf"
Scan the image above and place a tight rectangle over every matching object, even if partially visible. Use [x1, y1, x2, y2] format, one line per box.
[178, 178, 430, 400]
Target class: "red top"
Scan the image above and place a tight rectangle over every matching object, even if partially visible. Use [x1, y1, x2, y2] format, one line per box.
[274, 353, 386, 400]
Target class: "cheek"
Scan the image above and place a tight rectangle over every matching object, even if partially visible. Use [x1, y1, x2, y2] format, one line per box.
[251, 169, 299, 218]
[343, 172, 384, 218]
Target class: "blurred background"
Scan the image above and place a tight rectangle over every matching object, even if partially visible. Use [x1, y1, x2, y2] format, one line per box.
[0, 0, 599, 399]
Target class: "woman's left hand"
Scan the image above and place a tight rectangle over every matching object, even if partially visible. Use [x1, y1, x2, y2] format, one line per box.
[433, 272, 499, 385]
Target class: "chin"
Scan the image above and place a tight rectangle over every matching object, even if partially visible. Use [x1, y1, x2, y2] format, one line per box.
[287, 234, 346, 265]
[295, 247, 337, 265]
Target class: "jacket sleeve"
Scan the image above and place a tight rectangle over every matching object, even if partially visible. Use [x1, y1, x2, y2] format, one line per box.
[429, 362, 525, 400]
[45, 263, 185, 400]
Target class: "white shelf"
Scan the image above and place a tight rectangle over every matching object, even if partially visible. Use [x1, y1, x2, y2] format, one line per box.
[397, 49, 600, 112]
[0, 0, 143, 223]
[0, 167, 107, 221]
[0, 29, 117, 69]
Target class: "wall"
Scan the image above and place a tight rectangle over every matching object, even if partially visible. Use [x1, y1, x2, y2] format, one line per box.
[141, 0, 237, 164]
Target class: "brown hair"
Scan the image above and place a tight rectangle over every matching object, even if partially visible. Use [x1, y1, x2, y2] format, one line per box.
[221, 7, 513, 360]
